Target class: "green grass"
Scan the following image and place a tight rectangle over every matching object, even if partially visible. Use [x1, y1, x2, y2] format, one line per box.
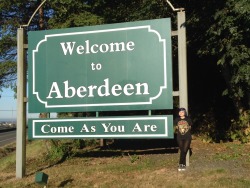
[0, 139, 250, 188]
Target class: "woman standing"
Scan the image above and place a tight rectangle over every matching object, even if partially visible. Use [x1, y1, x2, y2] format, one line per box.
[174, 108, 192, 171]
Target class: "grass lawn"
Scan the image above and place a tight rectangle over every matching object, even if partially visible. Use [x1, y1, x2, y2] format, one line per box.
[0, 137, 250, 188]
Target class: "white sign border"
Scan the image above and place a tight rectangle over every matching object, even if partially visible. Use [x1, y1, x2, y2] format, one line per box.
[32, 25, 168, 108]
[31, 116, 170, 139]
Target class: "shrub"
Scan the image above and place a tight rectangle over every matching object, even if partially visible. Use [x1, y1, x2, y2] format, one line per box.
[228, 110, 250, 143]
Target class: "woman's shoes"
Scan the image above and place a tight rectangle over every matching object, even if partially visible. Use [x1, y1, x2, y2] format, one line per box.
[178, 164, 186, 171]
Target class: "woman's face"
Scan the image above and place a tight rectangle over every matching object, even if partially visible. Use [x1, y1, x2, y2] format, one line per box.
[179, 110, 185, 117]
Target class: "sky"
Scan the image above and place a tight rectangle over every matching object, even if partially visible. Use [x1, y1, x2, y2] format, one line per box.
[0, 88, 17, 120]
[0, 88, 45, 121]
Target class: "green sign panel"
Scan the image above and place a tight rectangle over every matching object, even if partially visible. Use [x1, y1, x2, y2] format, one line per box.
[28, 18, 173, 112]
[28, 116, 173, 139]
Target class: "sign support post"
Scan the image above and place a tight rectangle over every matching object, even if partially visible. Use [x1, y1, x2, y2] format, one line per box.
[177, 11, 190, 167]
[16, 0, 47, 178]
[16, 27, 27, 178]
[166, 0, 189, 166]
[177, 11, 188, 113]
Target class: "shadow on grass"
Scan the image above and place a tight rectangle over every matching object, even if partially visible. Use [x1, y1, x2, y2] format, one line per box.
[74, 138, 179, 158]
[27, 138, 179, 177]
[58, 179, 74, 187]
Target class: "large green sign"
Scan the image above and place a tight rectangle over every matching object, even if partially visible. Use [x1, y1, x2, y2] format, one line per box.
[28, 116, 173, 139]
[28, 18, 173, 112]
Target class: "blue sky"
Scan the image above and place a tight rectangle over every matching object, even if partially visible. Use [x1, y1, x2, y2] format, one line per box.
[0, 87, 58, 121]
[0, 88, 17, 120]
[0, 88, 44, 120]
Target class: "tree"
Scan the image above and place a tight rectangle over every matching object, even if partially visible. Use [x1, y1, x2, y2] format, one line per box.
[183, 0, 250, 141]
[46, 0, 104, 29]
[0, 0, 249, 142]
[200, 0, 250, 113]
[0, 0, 49, 91]
[0, 0, 104, 93]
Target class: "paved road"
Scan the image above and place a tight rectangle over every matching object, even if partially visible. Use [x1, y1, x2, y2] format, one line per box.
[0, 130, 16, 147]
